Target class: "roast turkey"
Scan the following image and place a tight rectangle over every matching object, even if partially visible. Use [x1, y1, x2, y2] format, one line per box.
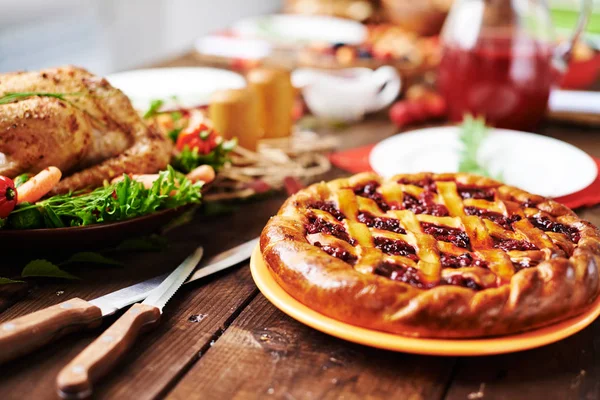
[0, 66, 172, 193]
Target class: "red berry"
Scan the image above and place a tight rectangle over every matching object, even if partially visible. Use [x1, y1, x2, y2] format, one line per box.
[389, 101, 411, 127]
[404, 101, 428, 122]
[424, 95, 447, 118]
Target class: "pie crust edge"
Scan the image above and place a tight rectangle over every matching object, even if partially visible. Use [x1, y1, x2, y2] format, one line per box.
[260, 172, 600, 338]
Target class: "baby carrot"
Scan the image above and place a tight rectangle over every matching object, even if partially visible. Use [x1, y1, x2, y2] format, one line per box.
[186, 165, 215, 184]
[17, 166, 62, 204]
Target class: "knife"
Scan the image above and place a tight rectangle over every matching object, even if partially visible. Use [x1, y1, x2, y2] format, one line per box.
[0, 237, 257, 364]
[57, 246, 202, 399]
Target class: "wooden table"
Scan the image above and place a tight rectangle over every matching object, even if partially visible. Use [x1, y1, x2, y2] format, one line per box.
[2, 53, 600, 400]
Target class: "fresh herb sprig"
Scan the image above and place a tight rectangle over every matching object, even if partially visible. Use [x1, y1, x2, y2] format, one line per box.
[458, 115, 502, 180]
[9, 166, 202, 228]
[0, 91, 82, 105]
[172, 139, 237, 173]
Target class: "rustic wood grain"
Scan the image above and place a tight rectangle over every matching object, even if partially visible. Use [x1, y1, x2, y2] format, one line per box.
[444, 319, 600, 400]
[0, 297, 102, 364]
[0, 196, 282, 400]
[167, 295, 456, 400]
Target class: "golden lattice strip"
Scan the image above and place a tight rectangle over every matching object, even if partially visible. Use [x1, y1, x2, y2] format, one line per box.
[388, 210, 423, 234]
[436, 181, 466, 217]
[483, 220, 521, 240]
[356, 197, 384, 216]
[463, 199, 507, 214]
[462, 215, 494, 250]
[508, 250, 550, 268]
[382, 254, 418, 268]
[379, 181, 404, 206]
[513, 219, 558, 252]
[335, 188, 359, 222]
[416, 214, 462, 229]
[441, 267, 499, 288]
[476, 249, 515, 282]
[546, 232, 575, 255]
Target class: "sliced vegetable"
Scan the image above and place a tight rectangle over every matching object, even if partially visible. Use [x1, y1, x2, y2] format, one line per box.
[13, 173, 31, 188]
[0, 176, 18, 218]
[17, 167, 62, 204]
[172, 138, 236, 173]
[186, 165, 215, 184]
[7, 203, 44, 229]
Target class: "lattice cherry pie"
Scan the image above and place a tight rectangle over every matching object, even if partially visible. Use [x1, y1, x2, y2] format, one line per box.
[260, 172, 600, 338]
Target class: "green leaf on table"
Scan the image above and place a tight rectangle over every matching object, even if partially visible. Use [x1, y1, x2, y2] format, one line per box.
[22, 260, 79, 280]
[0, 277, 25, 285]
[62, 252, 123, 267]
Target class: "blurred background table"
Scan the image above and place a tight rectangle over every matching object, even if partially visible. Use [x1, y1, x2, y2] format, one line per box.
[0, 51, 599, 399]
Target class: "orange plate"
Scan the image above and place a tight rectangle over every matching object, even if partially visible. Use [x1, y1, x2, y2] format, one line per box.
[250, 246, 600, 356]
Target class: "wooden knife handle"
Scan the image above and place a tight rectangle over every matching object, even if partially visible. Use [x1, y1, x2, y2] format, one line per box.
[0, 298, 102, 364]
[57, 303, 161, 398]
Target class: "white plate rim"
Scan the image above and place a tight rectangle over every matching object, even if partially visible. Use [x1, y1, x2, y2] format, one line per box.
[231, 13, 367, 45]
[369, 126, 598, 199]
[106, 67, 247, 108]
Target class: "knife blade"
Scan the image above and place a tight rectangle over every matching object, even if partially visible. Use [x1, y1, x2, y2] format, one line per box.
[57, 247, 203, 399]
[0, 238, 256, 365]
[0, 237, 256, 365]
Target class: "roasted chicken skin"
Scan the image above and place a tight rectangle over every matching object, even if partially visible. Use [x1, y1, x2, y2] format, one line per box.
[0, 66, 172, 193]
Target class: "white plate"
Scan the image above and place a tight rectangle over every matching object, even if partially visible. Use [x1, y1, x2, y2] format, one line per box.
[369, 126, 598, 198]
[106, 67, 246, 111]
[232, 14, 367, 45]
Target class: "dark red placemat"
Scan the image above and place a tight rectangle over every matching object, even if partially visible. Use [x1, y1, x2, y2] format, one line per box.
[329, 145, 600, 209]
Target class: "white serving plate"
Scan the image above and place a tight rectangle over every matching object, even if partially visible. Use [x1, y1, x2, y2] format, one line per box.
[231, 14, 367, 45]
[106, 67, 246, 111]
[369, 126, 597, 198]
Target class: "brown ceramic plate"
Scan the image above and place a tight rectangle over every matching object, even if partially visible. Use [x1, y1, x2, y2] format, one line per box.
[0, 206, 193, 250]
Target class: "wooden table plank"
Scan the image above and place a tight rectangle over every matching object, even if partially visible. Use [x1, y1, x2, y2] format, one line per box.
[0, 196, 284, 399]
[444, 320, 600, 400]
[167, 295, 456, 400]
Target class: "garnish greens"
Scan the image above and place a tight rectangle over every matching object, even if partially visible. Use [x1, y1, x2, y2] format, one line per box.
[0, 91, 82, 105]
[8, 166, 202, 228]
[143, 99, 165, 119]
[172, 139, 237, 173]
[458, 115, 502, 180]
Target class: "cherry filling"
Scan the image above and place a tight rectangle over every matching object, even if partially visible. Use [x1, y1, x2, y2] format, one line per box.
[314, 242, 357, 264]
[357, 212, 406, 234]
[441, 275, 482, 290]
[421, 223, 471, 249]
[464, 206, 521, 230]
[457, 187, 495, 201]
[353, 181, 393, 211]
[375, 262, 434, 289]
[397, 177, 438, 192]
[529, 215, 581, 243]
[373, 237, 418, 260]
[402, 192, 449, 216]
[308, 201, 345, 221]
[440, 252, 488, 269]
[375, 262, 483, 290]
[306, 215, 353, 244]
[493, 238, 538, 252]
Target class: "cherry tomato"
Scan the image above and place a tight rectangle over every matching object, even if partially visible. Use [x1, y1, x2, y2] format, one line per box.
[0, 176, 17, 219]
[404, 101, 428, 121]
[424, 95, 447, 118]
[176, 123, 219, 155]
[389, 101, 412, 127]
